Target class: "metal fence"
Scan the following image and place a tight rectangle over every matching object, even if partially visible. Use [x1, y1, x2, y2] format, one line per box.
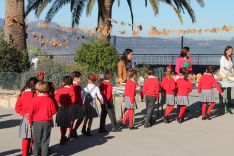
[35, 36, 233, 66]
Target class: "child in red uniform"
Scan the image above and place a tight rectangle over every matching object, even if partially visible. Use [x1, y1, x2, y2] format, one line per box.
[29, 82, 56, 156]
[99, 71, 119, 132]
[176, 68, 193, 123]
[15, 77, 38, 156]
[161, 65, 176, 123]
[198, 66, 223, 120]
[141, 69, 159, 128]
[55, 76, 75, 145]
[70, 71, 85, 138]
[29, 82, 56, 155]
[122, 69, 138, 129]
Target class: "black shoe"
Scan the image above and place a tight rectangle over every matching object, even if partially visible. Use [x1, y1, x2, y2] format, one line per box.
[60, 137, 69, 145]
[129, 127, 138, 130]
[144, 124, 151, 128]
[99, 129, 108, 133]
[81, 127, 87, 135]
[112, 127, 121, 132]
[70, 130, 79, 139]
[86, 128, 93, 136]
[164, 116, 170, 123]
[177, 117, 182, 124]
[119, 123, 127, 129]
[207, 114, 211, 120]
[202, 116, 206, 120]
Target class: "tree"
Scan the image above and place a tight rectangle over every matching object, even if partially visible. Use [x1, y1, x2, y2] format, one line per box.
[4, 0, 27, 51]
[26, 0, 204, 41]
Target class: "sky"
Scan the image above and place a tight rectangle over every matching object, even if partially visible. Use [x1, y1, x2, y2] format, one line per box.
[0, 0, 234, 40]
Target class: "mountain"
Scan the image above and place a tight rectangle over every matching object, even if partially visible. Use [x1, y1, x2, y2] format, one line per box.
[1, 19, 233, 65]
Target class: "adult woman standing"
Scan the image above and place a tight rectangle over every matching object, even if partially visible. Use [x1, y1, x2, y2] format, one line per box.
[219, 46, 233, 105]
[220, 46, 233, 77]
[117, 49, 133, 84]
[175, 47, 192, 75]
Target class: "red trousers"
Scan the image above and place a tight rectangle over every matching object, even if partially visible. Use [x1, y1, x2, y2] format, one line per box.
[122, 109, 134, 128]
[178, 105, 187, 119]
[165, 105, 174, 117]
[202, 102, 216, 117]
[22, 138, 31, 156]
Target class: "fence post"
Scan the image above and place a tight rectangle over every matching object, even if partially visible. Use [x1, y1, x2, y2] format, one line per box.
[181, 36, 184, 50]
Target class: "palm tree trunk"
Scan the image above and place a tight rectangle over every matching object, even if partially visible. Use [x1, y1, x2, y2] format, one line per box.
[97, 0, 114, 41]
[4, 0, 27, 51]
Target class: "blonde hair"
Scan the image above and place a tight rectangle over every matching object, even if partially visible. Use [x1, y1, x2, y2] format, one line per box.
[35, 81, 49, 93]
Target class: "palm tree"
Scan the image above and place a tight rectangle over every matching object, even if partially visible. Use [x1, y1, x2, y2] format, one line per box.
[4, 0, 27, 51]
[26, 0, 204, 41]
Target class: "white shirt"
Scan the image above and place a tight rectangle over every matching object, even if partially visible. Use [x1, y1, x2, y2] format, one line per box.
[220, 56, 233, 76]
[82, 84, 104, 104]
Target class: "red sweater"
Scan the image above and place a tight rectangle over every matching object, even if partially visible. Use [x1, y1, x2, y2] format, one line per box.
[124, 79, 136, 105]
[198, 73, 222, 94]
[176, 78, 193, 96]
[161, 77, 176, 95]
[100, 80, 113, 104]
[142, 77, 159, 98]
[55, 86, 75, 107]
[72, 83, 83, 106]
[29, 94, 56, 124]
[15, 90, 34, 117]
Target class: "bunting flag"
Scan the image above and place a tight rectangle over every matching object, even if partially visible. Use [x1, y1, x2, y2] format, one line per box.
[35, 19, 233, 40]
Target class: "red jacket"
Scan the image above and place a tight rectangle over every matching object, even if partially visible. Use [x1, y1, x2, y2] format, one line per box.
[176, 78, 193, 96]
[29, 94, 56, 124]
[55, 86, 75, 107]
[161, 77, 176, 95]
[198, 73, 222, 94]
[142, 77, 159, 98]
[99, 80, 113, 104]
[124, 79, 136, 105]
[15, 90, 34, 117]
[72, 83, 83, 106]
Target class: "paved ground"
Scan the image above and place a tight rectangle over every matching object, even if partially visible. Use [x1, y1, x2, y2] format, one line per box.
[1, 90, 234, 156]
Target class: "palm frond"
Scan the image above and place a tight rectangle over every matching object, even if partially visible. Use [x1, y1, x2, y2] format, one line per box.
[26, 0, 43, 16]
[126, 0, 134, 30]
[148, 0, 159, 15]
[179, 0, 196, 23]
[169, 2, 183, 24]
[196, 0, 205, 7]
[45, 0, 71, 23]
[86, 0, 96, 16]
[35, 0, 53, 17]
[72, 0, 87, 27]
[145, 0, 147, 7]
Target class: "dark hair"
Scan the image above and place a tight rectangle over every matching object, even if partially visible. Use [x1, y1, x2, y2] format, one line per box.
[63, 75, 73, 86]
[47, 81, 56, 97]
[104, 70, 112, 80]
[206, 65, 215, 74]
[147, 68, 155, 76]
[224, 45, 233, 61]
[127, 68, 137, 79]
[20, 77, 39, 96]
[121, 49, 133, 64]
[180, 47, 189, 58]
[180, 68, 189, 79]
[71, 71, 82, 79]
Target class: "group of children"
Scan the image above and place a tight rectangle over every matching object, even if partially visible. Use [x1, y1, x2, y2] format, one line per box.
[15, 64, 224, 156]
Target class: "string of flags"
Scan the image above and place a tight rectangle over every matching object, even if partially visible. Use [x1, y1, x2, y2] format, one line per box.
[35, 18, 233, 41]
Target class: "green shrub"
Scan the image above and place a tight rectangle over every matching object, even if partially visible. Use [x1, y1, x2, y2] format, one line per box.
[0, 38, 30, 72]
[74, 40, 119, 73]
